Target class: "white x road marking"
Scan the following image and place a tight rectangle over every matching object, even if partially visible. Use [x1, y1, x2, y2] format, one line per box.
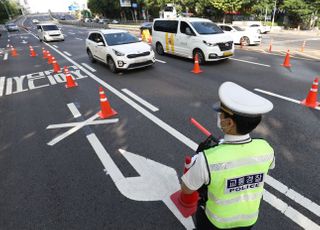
[46, 103, 119, 146]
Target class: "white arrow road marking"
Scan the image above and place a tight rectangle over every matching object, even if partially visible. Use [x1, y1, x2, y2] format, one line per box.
[46, 119, 119, 129]
[47, 113, 99, 146]
[21, 40, 27, 44]
[30, 29, 318, 229]
[87, 134, 195, 230]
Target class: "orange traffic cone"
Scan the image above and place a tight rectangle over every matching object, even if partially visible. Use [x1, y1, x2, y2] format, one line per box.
[52, 60, 61, 73]
[10, 46, 18, 57]
[98, 86, 117, 119]
[281, 50, 291, 68]
[301, 41, 306, 52]
[42, 48, 48, 59]
[301, 78, 320, 108]
[170, 156, 199, 218]
[64, 66, 78, 88]
[47, 53, 53, 64]
[191, 53, 203, 74]
[268, 40, 273, 53]
[29, 46, 36, 57]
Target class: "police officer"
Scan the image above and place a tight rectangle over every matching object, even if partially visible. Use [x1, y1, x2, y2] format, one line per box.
[181, 82, 275, 230]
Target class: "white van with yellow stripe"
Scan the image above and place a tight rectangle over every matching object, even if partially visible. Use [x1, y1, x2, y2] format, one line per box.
[152, 17, 234, 64]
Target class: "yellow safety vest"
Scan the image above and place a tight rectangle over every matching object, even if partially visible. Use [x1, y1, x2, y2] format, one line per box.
[204, 139, 274, 229]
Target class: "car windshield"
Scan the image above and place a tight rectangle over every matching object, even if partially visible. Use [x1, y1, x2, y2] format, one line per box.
[42, 25, 59, 31]
[190, 21, 223, 34]
[104, 32, 139, 46]
[233, 26, 244, 31]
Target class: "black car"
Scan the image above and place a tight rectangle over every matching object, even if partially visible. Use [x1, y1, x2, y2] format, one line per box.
[140, 22, 153, 35]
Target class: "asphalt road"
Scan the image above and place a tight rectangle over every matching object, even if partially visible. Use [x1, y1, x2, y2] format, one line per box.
[0, 15, 319, 230]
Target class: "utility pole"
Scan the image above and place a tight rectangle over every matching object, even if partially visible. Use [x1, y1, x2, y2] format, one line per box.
[264, 6, 268, 25]
[271, 0, 277, 31]
[0, 0, 12, 20]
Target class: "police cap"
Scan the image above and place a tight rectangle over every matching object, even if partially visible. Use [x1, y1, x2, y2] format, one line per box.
[213, 82, 273, 117]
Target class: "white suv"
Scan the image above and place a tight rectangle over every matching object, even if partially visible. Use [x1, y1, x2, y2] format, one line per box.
[86, 29, 155, 73]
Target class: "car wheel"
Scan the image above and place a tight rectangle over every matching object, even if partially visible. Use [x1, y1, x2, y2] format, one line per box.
[193, 49, 205, 65]
[108, 57, 118, 73]
[87, 49, 96, 63]
[156, 42, 164, 55]
[241, 36, 250, 46]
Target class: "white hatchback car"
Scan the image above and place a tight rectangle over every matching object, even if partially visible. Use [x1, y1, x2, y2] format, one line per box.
[86, 29, 155, 72]
[218, 24, 261, 46]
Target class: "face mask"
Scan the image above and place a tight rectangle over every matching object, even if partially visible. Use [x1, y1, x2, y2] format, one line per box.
[217, 112, 222, 130]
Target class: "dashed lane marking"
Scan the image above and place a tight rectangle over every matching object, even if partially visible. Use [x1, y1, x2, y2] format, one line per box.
[122, 88, 159, 112]
[63, 51, 72, 57]
[81, 63, 96, 72]
[254, 88, 320, 111]
[3, 53, 8, 61]
[266, 175, 320, 218]
[155, 59, 166, 64]
[0, 77, 5, 96]
[263, 190, 320, 230]
[67, 103, 81, 118]
[24, 28, 320, 229]
[75, 37, 83, 40]
[230, 58, 271, 67]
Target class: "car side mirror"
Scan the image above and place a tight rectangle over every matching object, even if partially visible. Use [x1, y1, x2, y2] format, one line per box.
[97, 42, 105, 46]
[185, 27, 193, 36]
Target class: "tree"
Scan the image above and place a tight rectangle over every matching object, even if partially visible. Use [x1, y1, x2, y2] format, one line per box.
[88, 0, 120, 18]
[281, 0, 314, 28]
[208, 0, 249, 22]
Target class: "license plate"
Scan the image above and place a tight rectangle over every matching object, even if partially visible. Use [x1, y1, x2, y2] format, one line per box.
[223, 51, 233, 57]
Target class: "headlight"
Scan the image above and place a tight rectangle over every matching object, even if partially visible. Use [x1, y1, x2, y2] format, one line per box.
[203, 40, 217, 47]
[112, 49, 125, 56]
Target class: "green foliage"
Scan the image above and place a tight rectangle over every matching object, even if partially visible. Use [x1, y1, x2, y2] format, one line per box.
[0, 0, 21, 21]
[282, 0, 314, 27]
[88, 0, 120, 18]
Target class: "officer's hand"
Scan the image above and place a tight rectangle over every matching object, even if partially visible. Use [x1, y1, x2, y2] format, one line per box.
[196, 135, 219, 153]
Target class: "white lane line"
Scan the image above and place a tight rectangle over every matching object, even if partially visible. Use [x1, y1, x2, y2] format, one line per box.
[0, 77, 5, 97]
[63, 51, 72, 57]
[75, 37, 83, 40]
[266, 175, 320, 218]
[230, 58, 271, 67]
[263, 190, 320, 230]
[47, 119, 119, 129]
[122, 88, 159, 112]
[254, 88, 301, 104]
[6, 44, 10, 48]
[81, 63, 96, 72]
[69, 32, 76, 35]
[36, 34, 319, 229]
[52, 45, 58, 48]
[67, 103, 82, 118]
[155, 59, 166, 64]
[47, 114, 99, 146]
[254, 88, 320, 111]
[7, 39, 10, 42]
[3, 53, 8, 61]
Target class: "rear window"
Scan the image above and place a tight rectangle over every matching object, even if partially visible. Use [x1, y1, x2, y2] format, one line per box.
[154, 20, 178, 33]
[42, 25, 59, 31]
